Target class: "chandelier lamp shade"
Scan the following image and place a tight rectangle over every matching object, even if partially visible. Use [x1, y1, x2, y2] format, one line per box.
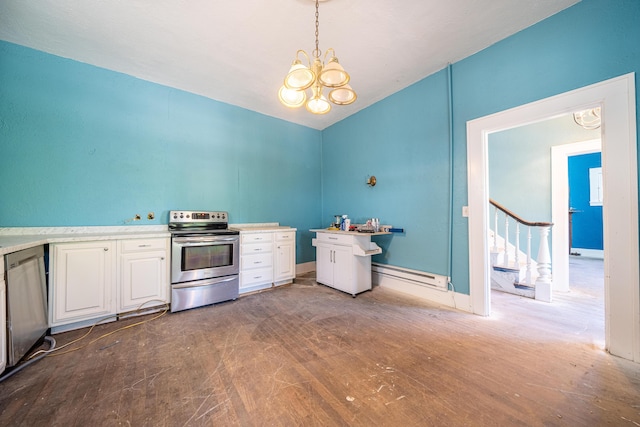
[278, 0, 356, 115]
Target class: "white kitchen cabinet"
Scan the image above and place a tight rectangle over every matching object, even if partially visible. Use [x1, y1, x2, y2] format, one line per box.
[50, 237, 170, 332]
[274, 231, 296, 286]
[311, 230, 385, 297]
[237, 227, 297, 294]
[0, 260, 6, 373]
[50, 241, 117, 327]
[118, 238, 169, 313]
[240, 232, 274, 293]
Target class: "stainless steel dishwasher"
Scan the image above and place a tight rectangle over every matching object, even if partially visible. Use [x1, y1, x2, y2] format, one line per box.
[5, 245, 48, 367]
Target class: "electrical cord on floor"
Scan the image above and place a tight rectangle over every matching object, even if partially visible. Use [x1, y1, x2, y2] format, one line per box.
[0, 336, 57, 383]
[448, 279, 457, 310]
[29, 299, 170, 359]
[0, 300, 169, 383]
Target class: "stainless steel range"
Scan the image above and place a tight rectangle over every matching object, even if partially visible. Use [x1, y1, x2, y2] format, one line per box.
[169, 210, 240, 312]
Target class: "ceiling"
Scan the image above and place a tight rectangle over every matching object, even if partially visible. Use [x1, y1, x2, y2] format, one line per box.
[0, 0, 580, 130]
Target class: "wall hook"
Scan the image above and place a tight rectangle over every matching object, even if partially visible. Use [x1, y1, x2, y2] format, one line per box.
[366, 175, 377, 187]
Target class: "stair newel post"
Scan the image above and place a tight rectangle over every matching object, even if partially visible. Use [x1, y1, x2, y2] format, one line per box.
[514, 222, 521, 268]
[535, 225, 552, 302]
[493, 208, 498, 252]
[525, 227, 532, 285]
[504, 216, 510, 267]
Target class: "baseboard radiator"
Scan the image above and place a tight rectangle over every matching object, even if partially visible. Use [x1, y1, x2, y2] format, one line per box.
[371, 263, 449, 292]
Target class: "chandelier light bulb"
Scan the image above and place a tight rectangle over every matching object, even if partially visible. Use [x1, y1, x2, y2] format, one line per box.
[328, 84, 357, 105]
[318, 56, 350, 87]
[278, 85, 306, 108]
[306, 95, 331, 114]
[284, 59, 315, 90]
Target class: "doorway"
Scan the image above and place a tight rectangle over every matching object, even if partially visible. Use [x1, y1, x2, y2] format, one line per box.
[467, 73, 639, 362]
[551, 138, 602, 292]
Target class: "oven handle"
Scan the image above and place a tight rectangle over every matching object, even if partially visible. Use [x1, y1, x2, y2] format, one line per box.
[172, 276, 237, 289]
[173, 236, 238, 245]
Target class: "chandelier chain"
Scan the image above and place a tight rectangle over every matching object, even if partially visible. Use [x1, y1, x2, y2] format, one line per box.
[313, 0, 320, 58]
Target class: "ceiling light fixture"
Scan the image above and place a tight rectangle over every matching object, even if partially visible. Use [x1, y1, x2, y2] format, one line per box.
[278, 0, 356, 115]
[573, 107, 601, 130]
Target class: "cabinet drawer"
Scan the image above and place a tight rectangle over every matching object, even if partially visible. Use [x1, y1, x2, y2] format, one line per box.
[275, 231, 295, 241]
[241, 233, 273, 244]
[241, 242, 273, 255]
[315, 232, 353, 245]
[120, 238, 167, 252]
[241, 267, 273, 286]
[241, 252, 272, 270]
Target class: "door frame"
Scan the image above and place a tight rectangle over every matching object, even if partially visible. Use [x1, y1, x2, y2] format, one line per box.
[467, 73, 639, 362]
[551, 138, 602, 293]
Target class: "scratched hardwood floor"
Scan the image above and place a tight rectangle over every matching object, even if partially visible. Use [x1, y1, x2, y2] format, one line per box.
[1, 258, 639, 426]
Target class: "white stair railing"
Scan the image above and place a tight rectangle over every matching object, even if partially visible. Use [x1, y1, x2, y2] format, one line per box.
[490, 199, 553, 302]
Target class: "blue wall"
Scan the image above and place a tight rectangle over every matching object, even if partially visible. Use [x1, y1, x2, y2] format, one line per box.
[0, 41, 323, 264]
[569, 153, 603, 250]
[1, 0, 639, 294]
[321, 0, 640, 293]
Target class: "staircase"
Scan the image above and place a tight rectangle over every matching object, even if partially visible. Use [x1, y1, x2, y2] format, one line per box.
[489, 199, 553, 302]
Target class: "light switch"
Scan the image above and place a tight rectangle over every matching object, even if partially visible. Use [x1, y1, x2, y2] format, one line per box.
[462, 206, 469, 217]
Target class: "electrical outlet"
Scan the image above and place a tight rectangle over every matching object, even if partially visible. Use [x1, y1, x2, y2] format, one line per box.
[147, 212, 155, 220]
[134, 214, 141, 221]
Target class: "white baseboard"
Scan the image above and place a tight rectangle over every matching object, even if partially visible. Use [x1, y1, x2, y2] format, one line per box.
[570, 248, 604, 259]
[296, 261, 315, 275]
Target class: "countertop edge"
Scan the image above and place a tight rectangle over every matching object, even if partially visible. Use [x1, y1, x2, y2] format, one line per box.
[0, 230, 170, 256]
[230, 224, 297, 233]
[310, 229, 391, 236]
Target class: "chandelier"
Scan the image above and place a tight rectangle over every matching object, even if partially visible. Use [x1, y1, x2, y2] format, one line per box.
[278, 0, 356, 115]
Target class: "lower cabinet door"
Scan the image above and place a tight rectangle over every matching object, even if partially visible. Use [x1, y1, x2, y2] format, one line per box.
[51, 241, 116, 325]
[119, 251, 168, 312]
[274, 240, 295, 282]
[315, 243, 333, 286]
[331, 245, 353, 294]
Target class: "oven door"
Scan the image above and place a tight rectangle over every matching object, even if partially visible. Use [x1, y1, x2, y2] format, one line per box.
[171, 234, 239, 284]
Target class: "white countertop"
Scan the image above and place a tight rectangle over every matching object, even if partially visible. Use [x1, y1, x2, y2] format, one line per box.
[230, 223, 297, 233]
[310, 228, 391, 236]
[0, 226, 170, 256]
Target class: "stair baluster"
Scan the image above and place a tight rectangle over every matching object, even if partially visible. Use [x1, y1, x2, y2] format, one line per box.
[489, 199, 553, 302]
[514, 223, 520, 268]
[493, 209, 498, 252]
[503, 215, 510, 267]
[525, 228, 532, 285]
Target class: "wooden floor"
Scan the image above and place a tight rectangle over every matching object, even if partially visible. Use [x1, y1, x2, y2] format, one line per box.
[1, 258, 639, 426]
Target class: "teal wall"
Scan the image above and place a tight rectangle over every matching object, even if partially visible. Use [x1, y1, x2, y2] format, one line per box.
[0, 41, 322, 264]
[489, 115, 599, 224]
[321, 0, 640, 293]
[1, 0, 639, 294]
[322, 70, 451, 275]
[487, 115, 599, 256]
